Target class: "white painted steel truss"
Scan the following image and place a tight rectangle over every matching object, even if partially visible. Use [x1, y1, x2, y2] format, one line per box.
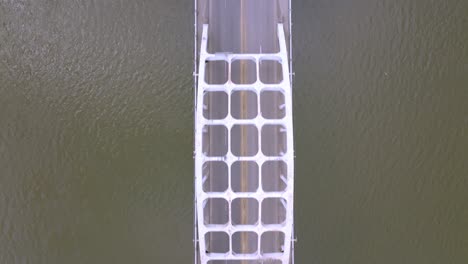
[195, 24, 294, 264]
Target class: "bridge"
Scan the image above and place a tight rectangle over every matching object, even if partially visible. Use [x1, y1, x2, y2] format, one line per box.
[194, 1, 294, 263]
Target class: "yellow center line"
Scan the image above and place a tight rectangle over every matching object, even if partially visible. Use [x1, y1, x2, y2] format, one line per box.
[239, 0, 249, 259]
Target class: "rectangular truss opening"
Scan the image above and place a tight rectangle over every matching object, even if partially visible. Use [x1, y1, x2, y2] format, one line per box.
[205, 60, 228, 84]
[204, 91, 229, 120]
[203, 198, 229, 225]
[203, 125, 228, 157]
[261, 89, 286, 119]
[231, 90, 258, 119]
[261, 231, 285, 255]
[231, 59, 257, 84]
[261, 124, 287, 156]
[203, 161, 229, 193]
[231, 125, 259, 157]
[262, 160, 287, 192]
[260, 59, 283, 84]
[205, 232, 230, 254]
[231, 161, 259, 193]
[231, 198, 259, 226]
[262, 198, 287, 225]
[232, 231, 258, 255]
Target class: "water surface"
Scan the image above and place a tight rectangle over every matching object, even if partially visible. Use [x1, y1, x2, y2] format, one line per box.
[0, 0, 467, 263]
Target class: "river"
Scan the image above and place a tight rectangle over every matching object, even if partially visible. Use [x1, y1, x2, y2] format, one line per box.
[0, 0, 467, 263]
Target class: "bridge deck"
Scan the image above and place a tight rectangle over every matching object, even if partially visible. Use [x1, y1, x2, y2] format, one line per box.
[194, 1, 294, 263]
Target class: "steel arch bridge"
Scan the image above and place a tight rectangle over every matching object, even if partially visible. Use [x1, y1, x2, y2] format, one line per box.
[194, 1, 294, 263]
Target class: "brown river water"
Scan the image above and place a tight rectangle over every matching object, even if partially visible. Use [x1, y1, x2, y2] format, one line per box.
[0, 0, 467, 263]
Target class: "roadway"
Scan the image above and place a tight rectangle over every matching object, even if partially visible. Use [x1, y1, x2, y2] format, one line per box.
[202, 0, 287, 259]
